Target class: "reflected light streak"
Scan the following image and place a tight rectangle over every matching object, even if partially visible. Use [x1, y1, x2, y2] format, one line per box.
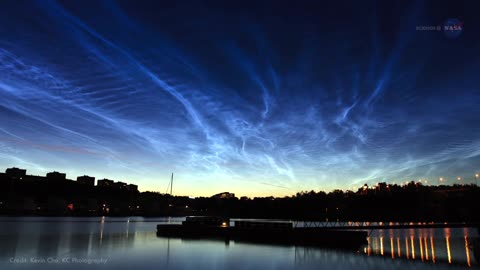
[380, 237, 384, 256]
[405, 237, 410, 259]
[87, 232, 94, 256]
[446, 236, 452, 263]
[126, 218, 130, 238]
[397, 237, 402, 257]
[99, 216, 105, 245]
[390, 237, 395, 259]
[465, 236, 472, 267]
[419, 236, 424, 261]
[445, 228, 452, 263]
[411, 235, 416, 259]
[430, 237, 436, 263]
[424, 237, 429, 261]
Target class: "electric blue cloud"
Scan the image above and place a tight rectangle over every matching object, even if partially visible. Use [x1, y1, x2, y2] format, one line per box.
[0, 1, 479, 196]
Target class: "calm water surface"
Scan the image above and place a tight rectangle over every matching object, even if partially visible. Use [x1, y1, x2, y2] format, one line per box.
[0, 217, 478, 270]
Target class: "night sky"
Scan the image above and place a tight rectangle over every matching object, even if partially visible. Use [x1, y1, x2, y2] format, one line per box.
[0, 1, 479, 196]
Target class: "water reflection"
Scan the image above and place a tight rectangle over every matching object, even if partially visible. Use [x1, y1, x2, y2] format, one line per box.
[0, 217, 478, 270]
[364, 227, 479, 268]
[0, 217, 172, 268]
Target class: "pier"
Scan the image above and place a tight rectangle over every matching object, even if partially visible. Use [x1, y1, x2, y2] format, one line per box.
[157, 217, 368, 249]
[295, 221, 480, 230]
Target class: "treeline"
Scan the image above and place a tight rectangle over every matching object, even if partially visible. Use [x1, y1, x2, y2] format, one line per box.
[1, 175, 480, 222]
[191, 183, 480, 222]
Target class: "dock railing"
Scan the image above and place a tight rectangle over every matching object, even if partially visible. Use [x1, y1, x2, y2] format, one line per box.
[292, 221, 480, 229]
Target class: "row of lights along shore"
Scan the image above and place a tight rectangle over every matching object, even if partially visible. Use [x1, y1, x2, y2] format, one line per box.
[400, 173, 479, 186]
[352, 172, 479, 190]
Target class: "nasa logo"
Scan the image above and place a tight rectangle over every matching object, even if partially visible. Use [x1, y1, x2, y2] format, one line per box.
[443, 18, 463, 38]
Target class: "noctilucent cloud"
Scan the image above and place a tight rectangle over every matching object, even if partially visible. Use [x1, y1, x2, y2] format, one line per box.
[0, 1, 479, 197]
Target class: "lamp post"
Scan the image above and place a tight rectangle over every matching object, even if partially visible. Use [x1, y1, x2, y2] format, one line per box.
[475, 173, 479, 186]
[439, 177, 444, 186]
[457, 176, 463, 186]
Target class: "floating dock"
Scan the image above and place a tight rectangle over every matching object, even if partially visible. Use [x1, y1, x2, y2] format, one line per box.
[157, 217, 367, 249]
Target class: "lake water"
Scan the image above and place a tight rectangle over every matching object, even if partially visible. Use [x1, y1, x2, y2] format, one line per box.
[0, 217, 478, 269]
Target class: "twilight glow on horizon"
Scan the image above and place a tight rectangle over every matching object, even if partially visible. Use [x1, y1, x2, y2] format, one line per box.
[0, 1, 479, 197]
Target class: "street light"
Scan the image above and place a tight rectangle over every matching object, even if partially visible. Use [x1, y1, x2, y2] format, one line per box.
[439, 177, 444, 186]
[457, 176, 463, 185]
[475, 173, 479, 186]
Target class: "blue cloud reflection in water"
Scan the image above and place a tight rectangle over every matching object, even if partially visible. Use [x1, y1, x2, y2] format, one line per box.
[0, 217, 478, 269]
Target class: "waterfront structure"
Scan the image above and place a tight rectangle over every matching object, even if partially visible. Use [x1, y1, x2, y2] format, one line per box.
[157, 219, 367, 248]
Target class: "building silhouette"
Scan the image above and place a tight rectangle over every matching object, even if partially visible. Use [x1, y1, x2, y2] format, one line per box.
[1, 167, 142, 216]
[113, 181, 127, 189]
[23, 175, 46, 181]
[46, 171, 66, 181]
[77, 175, 95, 186]
[97, 178, 114, 187]
[127, 184, 138, 192]
[5, 167, 26, 180]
